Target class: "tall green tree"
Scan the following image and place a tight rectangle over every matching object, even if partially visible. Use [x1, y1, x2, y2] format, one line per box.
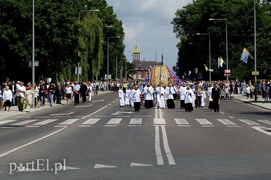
[172, 0, 271, 81]
[0, 0, 125, 83]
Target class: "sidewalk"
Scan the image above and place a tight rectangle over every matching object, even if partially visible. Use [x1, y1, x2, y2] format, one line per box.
[229, 94, 271, 110]
[0, 100, 66, 121]
[0, 91, 112, 121]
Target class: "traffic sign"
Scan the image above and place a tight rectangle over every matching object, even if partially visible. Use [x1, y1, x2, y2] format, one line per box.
[252, 71, 259, 76]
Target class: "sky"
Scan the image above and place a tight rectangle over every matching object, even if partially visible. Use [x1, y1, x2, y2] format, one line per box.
[106, 0, 194, 69]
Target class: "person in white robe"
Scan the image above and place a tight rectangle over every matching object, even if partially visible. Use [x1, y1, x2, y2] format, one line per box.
[87, 82, 93, 102]
[155, 83, 165, 108]
[129, 87, 134, 107]
[125, 88, 130, 106]
[184, 84, 195, 112]
[118, 87, 125, 107]
[165, 83, 175, 109]
[200, 89, 206, 107]
[143, 83, 154, 109]
[133, 85, 141, 111]
[179, 83, 186, 109]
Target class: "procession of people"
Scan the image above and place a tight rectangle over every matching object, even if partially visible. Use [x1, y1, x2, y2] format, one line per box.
[116, 79, 227, 112]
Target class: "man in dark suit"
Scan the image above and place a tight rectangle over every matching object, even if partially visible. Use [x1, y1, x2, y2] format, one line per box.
[80, 82, 88, 103]
[9, 81, 17, 106]
[211, 83, 221, 112]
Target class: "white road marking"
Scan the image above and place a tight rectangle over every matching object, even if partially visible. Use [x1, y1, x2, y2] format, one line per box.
[174, 118, 190, 127]
[195, 119, 214, 127]
[75, 105, 93, 108]
[81, 106, 108, 119]
[161, 126, 176, 165]
[220, 112, 225, 114]
[154, 108, 175, 165]
[11, 120, 38, 126]
[0, 120, 16, 125]
[129, 118, 142, 125]
[82, 118, 100, 125]
[130, 163, 153, 167]
[238, 119, 260, 126]
[217, 119, 239, 127]
[229, 116, 234, 119]
[258, 120, 271, 125]
[59, 119, 79, 125]
[251, 126, 271, 137]
[155, 126, 164, 165]
[50, 112, 74, 116]
[0, 127, 67, 158]
[33, 119, 58, 126]
[94, 164, 117, 169]
[106, 118, 122, 125]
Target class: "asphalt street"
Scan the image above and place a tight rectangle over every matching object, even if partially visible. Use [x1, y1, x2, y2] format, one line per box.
[0, 92, 271, 179]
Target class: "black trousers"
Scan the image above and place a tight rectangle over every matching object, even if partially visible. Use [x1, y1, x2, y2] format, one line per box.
[145, 100, 153, 109]
[167, 99, 175, 109]
[134, 102, 141, 111]
[74, 93, 80, 105]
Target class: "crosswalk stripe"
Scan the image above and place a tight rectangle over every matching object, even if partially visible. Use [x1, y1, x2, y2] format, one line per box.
[217, 119, 239, 127]
[59, 119, 79, 125]
[153, 118, 166, 125]
[129, 118, 142, 127]
[11, 120, 38, 126]
[105, 118, 122, 126]
[258, 120, 271, 125]
[238, 119, 260, 126]
[0, 120, 16, 125]
[195, 119, 214, 127]
[174, 118, 190, 127]
[82, 118, 101, 125]
[33, 119, 58, 126]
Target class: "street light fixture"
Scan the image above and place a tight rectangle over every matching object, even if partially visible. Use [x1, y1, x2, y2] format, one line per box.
[209, 18, 229, 80]
[107, 36, 120, 80]
[196, 33, 212, 82]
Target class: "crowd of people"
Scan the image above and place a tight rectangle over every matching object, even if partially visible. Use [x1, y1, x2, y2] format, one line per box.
[1, 78, 271, 113]
[0, 79, 115, 112]
[116, 79, 271, 112]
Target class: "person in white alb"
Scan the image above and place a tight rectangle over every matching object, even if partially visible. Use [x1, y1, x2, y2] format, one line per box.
[184, 84, 195, 112]
[143, 82, 154, 109]
[125, 87, 130, 106]
[87, 82, 93, 102]
[118, 86, 125, 107]
[179, 83, 186, 109]
[165, 83, 176, 109]
[133, 84, 141, 111]
[155, 83, 165, 108]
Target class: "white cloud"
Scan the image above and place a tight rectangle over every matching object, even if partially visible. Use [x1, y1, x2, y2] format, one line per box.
[106, 0, 193, 67]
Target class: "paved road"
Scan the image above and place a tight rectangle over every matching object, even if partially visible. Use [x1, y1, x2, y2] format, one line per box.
[0, 92, 271, 179]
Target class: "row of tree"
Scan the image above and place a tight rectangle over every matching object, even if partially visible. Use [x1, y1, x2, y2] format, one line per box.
[172, 0, 271, 81]
[0, 0, 133, 83]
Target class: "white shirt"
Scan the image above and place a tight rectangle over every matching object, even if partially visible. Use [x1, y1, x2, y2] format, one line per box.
[3, 89, 12, 101]
[17, 85, 26, 98]
[65, 86, 72, 94]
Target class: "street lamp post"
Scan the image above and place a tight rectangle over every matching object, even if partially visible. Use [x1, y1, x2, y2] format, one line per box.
[196, 33, 212, 82]
[32, 0, 35, 107]
[209, 18, 228, 80]
[107, 36, 120, 80]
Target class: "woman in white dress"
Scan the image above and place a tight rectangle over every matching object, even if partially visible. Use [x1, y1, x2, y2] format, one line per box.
[87, 82, 93, 102]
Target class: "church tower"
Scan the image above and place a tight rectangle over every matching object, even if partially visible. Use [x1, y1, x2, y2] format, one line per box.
[133, 45, 140, 62]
